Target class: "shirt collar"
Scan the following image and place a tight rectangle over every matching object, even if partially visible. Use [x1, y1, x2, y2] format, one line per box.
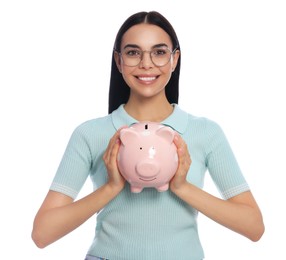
[111, 104, 188, 134]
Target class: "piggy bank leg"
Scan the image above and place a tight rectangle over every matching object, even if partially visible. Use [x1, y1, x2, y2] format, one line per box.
[131, 185, 143, 193]
[156, 183, 169, 192]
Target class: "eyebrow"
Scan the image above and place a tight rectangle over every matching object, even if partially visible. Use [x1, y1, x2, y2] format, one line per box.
[123, 43, 169, 50]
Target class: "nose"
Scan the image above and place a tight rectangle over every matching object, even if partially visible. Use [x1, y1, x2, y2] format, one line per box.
[136, 160, 159, 178]
[139, 51, 153, 69]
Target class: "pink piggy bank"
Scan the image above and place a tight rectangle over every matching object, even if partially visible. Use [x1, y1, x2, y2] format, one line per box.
[117, 121, 178, 193]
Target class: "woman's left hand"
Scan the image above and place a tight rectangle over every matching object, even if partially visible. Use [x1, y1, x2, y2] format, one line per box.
[170, 133, 192, 192]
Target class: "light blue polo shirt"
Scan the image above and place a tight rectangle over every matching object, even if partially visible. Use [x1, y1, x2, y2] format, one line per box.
[50, 104, 249, 260]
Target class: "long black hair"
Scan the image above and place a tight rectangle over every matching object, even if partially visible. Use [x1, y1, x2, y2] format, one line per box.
[108, 11, 181, 114]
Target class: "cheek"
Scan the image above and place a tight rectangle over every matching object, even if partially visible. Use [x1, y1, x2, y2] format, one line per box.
[161, 59, 174, 73]
[121, 65, 136, 75]
[159, 64, 173, 78]
[121, 66, 137, 78]
[121, 67, 137, 86]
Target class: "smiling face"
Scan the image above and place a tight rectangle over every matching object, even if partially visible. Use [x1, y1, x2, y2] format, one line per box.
[114, 24, 180, 102]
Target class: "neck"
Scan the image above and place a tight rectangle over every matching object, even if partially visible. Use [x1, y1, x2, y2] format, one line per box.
[124, 98, 174, 122]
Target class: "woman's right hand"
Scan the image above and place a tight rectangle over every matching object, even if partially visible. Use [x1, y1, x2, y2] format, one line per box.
[103, 129, 126, 193]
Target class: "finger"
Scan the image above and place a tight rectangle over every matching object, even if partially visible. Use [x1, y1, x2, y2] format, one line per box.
[110, 138, 121, 166]
[103, 130, 121, 160]
[174, 137, 191, 173]
[106, 126, 126, 157]
[174, 134, 185, 156]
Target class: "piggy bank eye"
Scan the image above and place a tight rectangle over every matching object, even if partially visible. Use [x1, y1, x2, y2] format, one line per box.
[140, 147, 143, 150]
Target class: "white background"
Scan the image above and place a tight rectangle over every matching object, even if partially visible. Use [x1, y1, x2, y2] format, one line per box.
[1, 0, 285, 259]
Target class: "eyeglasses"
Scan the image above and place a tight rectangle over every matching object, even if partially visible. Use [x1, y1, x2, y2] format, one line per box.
[118, 47, 177, 67]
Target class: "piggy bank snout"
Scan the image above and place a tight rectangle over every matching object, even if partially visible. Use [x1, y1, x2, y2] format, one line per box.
[136, 160, 160, 178]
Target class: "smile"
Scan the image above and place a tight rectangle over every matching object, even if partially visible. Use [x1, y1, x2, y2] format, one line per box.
[139, 177, 157, 182]
[137, 76, 158, 81]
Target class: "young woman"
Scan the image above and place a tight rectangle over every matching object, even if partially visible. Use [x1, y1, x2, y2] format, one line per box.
[32, 11, 264, 260]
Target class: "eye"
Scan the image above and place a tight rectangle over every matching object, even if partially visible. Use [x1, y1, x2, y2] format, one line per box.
[140, 147, 143, 150]
[125, 49, 141, 57]
[152, 48, 168, 56]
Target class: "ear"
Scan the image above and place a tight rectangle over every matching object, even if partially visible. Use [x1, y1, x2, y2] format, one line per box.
[119, 128, 140, 146]
[114, 51, 122, 73]
[171, 49, 180, 72]
[156, 126, 175, 144]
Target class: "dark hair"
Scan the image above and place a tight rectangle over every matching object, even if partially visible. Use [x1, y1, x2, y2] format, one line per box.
[108, 11, 181, 114]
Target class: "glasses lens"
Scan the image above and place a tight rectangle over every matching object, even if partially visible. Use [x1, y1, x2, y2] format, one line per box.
[150, 47, 172, 67]
[121, 47, 173, 67]
[121, 48, 141, 67]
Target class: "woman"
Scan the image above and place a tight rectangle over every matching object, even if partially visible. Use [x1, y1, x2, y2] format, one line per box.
[32, 11, 264, 260]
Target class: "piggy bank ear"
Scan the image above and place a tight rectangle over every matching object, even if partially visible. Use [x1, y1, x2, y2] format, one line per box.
[156, 126, 175, 144]
[119, 128, 140, 146]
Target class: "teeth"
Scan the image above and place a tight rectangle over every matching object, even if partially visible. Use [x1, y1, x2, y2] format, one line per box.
[138, 76, 156, 81]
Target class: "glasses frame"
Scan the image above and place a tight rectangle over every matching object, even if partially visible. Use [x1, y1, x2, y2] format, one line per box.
[117, 47, 178, 67]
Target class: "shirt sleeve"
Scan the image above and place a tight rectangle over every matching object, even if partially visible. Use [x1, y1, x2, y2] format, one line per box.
[205, 120, 250, 199]
[49, 124, 92, 199]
